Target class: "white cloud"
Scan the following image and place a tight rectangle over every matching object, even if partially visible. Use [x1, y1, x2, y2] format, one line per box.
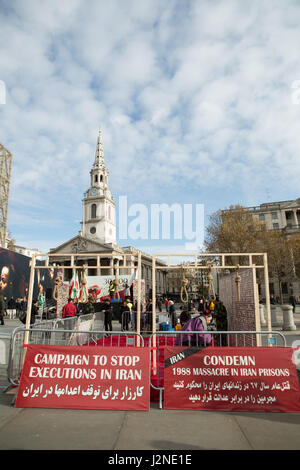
[1, 0, 300, 251]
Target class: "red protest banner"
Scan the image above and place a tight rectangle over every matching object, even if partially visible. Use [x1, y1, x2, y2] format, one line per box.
[164, 346, 300, 412]
[15, 345, 150, 410]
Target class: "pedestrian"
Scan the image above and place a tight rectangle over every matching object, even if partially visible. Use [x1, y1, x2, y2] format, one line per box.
[30, 299, 39, 325]
[164, 298, 169, 312]
[168, 300, 176, 329]
[20, 297, 27, 316]
[7, 296, 16, 319]
[124, 282, 131, 298]
[3, 296, 7, 317]
[120, 300, 130, 331]
[0, 294, 5, 325]
[101, 298, 113, 334]
[214, 298, 228, 346]
[62, 298, 77, 339]
[16, 298, 21, 318]
[289, 295, 296, 313]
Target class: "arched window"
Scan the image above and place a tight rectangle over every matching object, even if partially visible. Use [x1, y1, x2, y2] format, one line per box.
[91, 204, 97, 219]
[100, 175, 103, 182]
[95, 175, 98, 183]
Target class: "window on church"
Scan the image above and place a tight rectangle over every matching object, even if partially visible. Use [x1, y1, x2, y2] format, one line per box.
[91, 204, 97, 219]
[100, 175, 103, 182]
[95, 175, 98, 183]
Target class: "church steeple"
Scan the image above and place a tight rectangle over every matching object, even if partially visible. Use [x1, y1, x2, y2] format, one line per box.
[94, 127, 106, 170]
[81, 128, 116, 245]
[90, 126, 109, 188]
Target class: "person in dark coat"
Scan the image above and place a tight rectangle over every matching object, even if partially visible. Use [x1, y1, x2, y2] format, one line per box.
[120, 300, 130, 331]
[30, 299, 39, 325]
[168, 300, 176, 329]
[101, 298, 113, 333]
[214, 299, 228, 346]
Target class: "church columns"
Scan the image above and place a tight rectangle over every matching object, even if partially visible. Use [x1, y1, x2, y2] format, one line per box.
[109, 257, 114, 276]
[96, 256, 101, 276]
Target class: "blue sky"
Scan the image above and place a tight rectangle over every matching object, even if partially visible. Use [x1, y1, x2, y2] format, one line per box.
[1, 0, 300, 255]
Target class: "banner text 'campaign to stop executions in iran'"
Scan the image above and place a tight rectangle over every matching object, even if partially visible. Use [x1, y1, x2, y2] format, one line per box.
[15, 345, 150, 410]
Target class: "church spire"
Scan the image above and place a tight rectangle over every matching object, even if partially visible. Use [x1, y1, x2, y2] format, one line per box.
[94, 126, 105, 169]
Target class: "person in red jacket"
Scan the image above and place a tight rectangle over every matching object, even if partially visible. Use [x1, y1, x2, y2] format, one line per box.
[62, 298, 77, 340]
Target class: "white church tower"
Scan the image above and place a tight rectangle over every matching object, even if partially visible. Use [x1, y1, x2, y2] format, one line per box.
[81, 128, 116, 245]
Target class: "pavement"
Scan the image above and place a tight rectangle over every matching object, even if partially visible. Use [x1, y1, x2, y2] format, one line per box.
[0, 312, 300, 452]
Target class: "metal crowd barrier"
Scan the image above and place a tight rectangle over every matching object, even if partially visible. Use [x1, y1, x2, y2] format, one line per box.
[7, 328, 144, 387]
[148, 330, 287, 409]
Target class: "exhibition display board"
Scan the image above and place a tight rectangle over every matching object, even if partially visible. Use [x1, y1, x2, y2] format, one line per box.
[164, 346, 300, 412]
[15, 345, 150, 411]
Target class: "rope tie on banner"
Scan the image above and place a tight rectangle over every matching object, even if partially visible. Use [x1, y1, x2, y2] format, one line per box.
[79, 265, 88, 303]
[235, 264, 241, 301]
[180, 266, 189, 303]
[113, 264, 120, 301]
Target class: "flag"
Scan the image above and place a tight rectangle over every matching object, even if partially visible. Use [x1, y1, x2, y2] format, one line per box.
[69, 269, 79, 300]
[79, 278, 88, 303]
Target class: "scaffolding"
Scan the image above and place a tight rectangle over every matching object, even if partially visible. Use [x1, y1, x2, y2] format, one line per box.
[0, 143, 13, 247]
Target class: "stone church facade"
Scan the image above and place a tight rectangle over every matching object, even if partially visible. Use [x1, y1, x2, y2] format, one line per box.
[49, 129, 167, 297]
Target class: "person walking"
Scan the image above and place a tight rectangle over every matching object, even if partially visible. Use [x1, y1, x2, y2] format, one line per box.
[164, 298, 169, 312]
[7, 296, 16, 319]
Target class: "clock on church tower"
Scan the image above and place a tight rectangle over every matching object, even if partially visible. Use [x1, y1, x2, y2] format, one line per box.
[81, 128, 116, 245]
